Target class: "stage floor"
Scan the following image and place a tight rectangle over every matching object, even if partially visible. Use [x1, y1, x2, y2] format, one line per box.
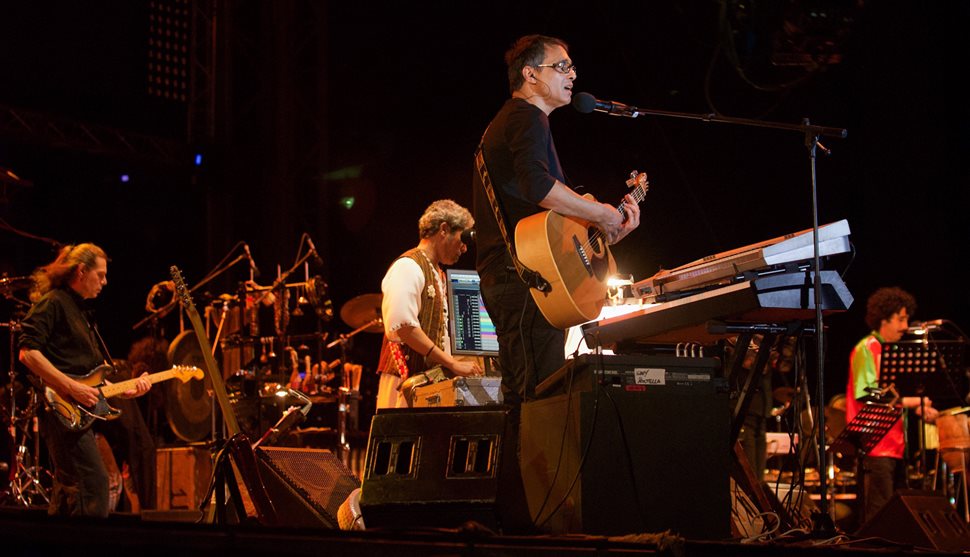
[1, 504, 968, 557]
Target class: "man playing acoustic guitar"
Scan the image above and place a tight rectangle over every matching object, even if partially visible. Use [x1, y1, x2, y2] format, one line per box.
[18, 243, 151, 517]
[472, 35, 641, 410]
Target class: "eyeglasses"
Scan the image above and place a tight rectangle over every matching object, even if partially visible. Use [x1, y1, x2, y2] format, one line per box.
[536, 60, 576, 74]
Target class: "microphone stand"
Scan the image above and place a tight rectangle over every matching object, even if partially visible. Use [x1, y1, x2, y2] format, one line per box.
[616, 103, 846, 536]
[132, 253, 250, 331]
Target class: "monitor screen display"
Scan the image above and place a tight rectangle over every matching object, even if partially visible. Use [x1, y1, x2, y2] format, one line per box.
[446, 269, 499, 357]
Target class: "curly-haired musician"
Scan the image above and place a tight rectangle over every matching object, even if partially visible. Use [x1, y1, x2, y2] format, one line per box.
[847, 286, 939, 525]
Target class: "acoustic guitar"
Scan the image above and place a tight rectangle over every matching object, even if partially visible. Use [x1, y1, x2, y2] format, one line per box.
[514, 170, 649, 329]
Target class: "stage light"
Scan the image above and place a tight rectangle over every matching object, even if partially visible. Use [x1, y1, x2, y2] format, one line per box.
[120, 174, 130, 183]
[147, 0, 190, 102]
[606, 274, 635, 304]
[194, 153, 203, 166]
[607, 274, 634, 288]
[340, 196, 355, 210]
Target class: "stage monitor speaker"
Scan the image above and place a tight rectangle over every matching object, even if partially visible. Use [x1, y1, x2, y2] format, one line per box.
[856, 489, 970, 552]
[359, 406, 521, 531]
[521, 381, 731, 540]
[255, 447, 360, 529]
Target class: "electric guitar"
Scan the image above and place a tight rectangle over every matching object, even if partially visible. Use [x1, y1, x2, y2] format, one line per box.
[514, 170, 649, 329]
[46, 364, 202, 431]
[170, 266, 277, 524]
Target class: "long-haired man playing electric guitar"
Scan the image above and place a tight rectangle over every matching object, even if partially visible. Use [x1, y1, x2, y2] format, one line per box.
[18, 243, 151, 517]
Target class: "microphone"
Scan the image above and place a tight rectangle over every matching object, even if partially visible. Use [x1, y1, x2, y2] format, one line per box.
[259, 405, 306, 446]
[253, 388, 313, 448]
[460, 228, 476, 244]
[306, 236, 324, 267]
[572, 92, 639, 118]
[242, 243, 260, 277]
[906, 319, 944, 334]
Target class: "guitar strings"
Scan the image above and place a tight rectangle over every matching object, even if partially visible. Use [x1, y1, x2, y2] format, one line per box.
[578, 183, 648, 253]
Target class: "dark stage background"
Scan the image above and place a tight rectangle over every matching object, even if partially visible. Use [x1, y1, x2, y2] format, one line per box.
[1, 2, 968, 419]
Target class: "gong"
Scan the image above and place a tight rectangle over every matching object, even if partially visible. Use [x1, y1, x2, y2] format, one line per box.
[165, 330, 212, 442]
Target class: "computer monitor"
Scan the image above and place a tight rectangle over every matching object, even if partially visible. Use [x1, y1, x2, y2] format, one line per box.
[446, 269, 499, 357]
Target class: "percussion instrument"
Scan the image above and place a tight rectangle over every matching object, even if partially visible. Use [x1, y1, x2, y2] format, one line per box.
[936, 407, 970, 472]
[339, 293, 383, 333]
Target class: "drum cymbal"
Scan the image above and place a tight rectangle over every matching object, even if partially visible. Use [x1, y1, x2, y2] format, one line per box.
[0, 276, 31, 295]
[824, 405, 847, 441]
[340, 293, 383, 333]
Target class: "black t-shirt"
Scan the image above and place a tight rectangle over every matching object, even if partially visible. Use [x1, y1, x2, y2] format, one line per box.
[473, 98, 566, 276]
[18, 287, 104, 377]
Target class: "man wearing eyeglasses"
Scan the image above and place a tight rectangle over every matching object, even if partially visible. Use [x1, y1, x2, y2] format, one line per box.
[473, 34, 641, 412]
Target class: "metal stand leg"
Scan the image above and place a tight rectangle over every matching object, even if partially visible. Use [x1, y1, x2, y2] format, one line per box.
[8, 405, 52, 507]
[3, 320, 52, 507]
[961, 452, 969, 523]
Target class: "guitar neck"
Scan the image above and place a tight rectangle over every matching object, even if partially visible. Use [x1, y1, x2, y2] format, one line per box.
[617, 181, 649, 214]
[99, 368, 179, 399]
[171, 266, 241, 437]
[184, 303, 241, 436]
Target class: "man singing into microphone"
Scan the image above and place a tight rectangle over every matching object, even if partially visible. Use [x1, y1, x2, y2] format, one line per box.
[472, 34, 641, 411]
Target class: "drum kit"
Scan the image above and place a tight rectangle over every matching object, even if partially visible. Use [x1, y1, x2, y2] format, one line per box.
[162, 279, 384, 451]
[2, 248, 386, 492]
[1, 275, 52, 507]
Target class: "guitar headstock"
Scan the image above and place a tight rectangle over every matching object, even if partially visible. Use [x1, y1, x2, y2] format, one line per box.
[625, 170, 649, 192]
[173, 365, 204, 382]
[169, 266, 193, 309]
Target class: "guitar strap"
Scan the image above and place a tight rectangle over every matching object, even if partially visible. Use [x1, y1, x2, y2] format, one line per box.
[86, 314, 116, 370]
[474, 138, 550, 293]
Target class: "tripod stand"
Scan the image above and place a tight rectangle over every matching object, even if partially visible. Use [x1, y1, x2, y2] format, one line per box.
[1, 319, 52, 507]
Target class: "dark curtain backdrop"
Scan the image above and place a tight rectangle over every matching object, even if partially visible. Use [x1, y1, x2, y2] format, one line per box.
[1, 1, 967, 410]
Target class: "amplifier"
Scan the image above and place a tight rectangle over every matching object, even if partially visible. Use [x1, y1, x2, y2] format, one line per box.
[537, 353, 725, 397]
[521, 380, 732, 539]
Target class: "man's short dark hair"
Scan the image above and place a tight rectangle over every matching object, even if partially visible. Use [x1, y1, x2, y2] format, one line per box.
[865, 287, 917, 330]
[505, 34, 568, 94]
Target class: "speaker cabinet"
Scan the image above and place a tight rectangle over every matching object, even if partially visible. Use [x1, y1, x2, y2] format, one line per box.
[521, 384, 731, 540]
[856, 490, 970, 552]
[255, 447, 360, 529]
[359, 406, 517, 530]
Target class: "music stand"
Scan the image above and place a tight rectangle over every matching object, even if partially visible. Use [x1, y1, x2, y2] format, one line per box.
[879, 340, 969, 404]
[827, 400, 902, 525]
[880, 339, 969, 484]
[828, 402, 902, 458]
